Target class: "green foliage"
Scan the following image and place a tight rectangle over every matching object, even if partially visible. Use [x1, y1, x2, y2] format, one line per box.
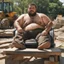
[48, 0, 63, 19]
[49, 0, 59, 3]
[11, 0, 64, 19]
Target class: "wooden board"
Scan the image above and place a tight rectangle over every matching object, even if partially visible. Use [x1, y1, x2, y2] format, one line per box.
[3, 48, 61, 57]
[0, 38, 13, 45]
[0, 29, 15, 37]
[0, 43, 10, 49]
[2, 48, 61, 64]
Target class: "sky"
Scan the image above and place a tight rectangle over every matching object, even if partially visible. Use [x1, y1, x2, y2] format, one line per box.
[60, 0, 64, 3]
[59, 0, 64, 5]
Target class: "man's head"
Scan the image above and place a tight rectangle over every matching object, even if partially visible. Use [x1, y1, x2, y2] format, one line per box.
[28, 3, 37, 16]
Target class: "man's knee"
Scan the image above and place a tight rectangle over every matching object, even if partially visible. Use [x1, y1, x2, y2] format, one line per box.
[38, 41, 51, 50]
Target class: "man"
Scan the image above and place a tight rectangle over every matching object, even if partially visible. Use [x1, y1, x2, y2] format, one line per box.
[11, 3, 53, 50]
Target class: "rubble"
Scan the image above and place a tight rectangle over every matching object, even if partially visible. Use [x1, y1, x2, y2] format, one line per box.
[53, 15, 64, 48]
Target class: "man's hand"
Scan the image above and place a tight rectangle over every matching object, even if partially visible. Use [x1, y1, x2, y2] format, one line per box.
[41, 30, 48, 36]
[17, 27, 24, 33]
[36, 30, 48, 40]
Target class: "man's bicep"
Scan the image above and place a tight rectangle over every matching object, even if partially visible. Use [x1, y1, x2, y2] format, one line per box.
[16, 15, 24, 22]
[15, 14, 24, 25]
[43, 15, 53, 29]
[43, 14, 52, 25]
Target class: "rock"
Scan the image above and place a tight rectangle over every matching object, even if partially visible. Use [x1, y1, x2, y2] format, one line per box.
[53, 17, 64, 29]
[56, 34, 64, 42]
[54, 31, 63, 37]
[59, 26, 64, 32]
[54, 16, 64, 48]
[54, 29, 59, 32]
[53, 20, 62, 29]
[54, 40, 63, 47]
[60, 18, 64, 26]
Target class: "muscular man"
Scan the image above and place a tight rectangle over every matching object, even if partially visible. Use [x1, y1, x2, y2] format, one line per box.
[11, 3, 53, 50]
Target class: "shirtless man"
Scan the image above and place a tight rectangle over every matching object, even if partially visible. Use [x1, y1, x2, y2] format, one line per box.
[11, 3, 53, 50]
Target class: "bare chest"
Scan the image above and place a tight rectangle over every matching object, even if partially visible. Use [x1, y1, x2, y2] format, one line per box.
[23, 15, 44, 28]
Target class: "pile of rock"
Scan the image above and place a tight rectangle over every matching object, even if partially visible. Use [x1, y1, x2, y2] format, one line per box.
[53, 15, 64, 48]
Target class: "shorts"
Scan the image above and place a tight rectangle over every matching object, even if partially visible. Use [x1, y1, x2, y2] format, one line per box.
[12, 28, 50, 46]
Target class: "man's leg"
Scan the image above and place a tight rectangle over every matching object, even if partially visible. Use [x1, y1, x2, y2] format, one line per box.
[36, 34, 51, 50]
[10, 34, 26, 49]
[10, 31, 33, 49]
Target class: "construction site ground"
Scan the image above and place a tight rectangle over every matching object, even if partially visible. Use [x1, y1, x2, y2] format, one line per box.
[0, 29, 64, 64]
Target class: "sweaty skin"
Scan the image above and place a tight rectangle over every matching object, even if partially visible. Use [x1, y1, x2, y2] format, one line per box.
[14, 13, 53, 36]
[11, 4, 53, 49]
[24, 23, 43, 31]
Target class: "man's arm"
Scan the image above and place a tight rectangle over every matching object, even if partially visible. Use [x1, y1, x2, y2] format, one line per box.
[14, 14, 24, 33]
[41, 14, 53, 35]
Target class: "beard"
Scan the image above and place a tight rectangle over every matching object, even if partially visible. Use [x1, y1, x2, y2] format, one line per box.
[28, 12, 36, 16]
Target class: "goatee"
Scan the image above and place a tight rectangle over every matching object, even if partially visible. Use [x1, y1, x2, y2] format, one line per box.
[28, 12, 36, 16]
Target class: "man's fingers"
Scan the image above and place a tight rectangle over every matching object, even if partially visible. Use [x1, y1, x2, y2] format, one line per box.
[36, 33, 41, 40]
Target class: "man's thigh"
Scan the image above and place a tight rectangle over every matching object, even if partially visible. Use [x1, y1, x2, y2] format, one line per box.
[36, 34, 50, 46]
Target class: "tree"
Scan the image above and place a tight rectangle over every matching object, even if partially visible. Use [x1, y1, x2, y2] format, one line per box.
[48, 0, 63, 19]
[11, 0, 64, 19]
[11, 0, 49, 15]
[12, 0, 32, 15]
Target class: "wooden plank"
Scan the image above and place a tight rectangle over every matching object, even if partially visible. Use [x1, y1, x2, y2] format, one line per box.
[4, 29, 15, 32]
[0, 43, 10, 49]
[3, 48, 61, 64]
[3, 48, 61, 57]
[0, 38, 13, 45]
[0, 32, 13, 37]
[0, 29, 15, 32]
[4, 48, 61, 53]
[0, 29, 15, 37]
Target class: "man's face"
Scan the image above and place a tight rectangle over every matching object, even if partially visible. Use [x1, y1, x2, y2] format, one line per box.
[28, 5, 36, 16]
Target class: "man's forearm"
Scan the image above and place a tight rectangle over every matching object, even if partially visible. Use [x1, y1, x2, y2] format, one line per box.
[14, 21, 22, 29]
[44, 21, 53, 33]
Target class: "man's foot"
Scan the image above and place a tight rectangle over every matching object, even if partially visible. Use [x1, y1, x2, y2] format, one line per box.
[9, 43, 26, 49]
[38, 42, 51, 50]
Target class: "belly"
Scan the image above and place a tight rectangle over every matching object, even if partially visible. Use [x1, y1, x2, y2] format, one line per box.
[24, 23, 43, 31]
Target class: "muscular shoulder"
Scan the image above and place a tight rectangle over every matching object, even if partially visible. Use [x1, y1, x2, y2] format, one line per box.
[38, 13, 51, 21]
[16, 14, 28, 21]
[37, 13, 47, 17]
[18, 14, 25, 19]
[37, 13, 52, 25]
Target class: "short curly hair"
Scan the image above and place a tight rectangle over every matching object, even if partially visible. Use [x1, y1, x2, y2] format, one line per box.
[28, 3, 37, 8]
